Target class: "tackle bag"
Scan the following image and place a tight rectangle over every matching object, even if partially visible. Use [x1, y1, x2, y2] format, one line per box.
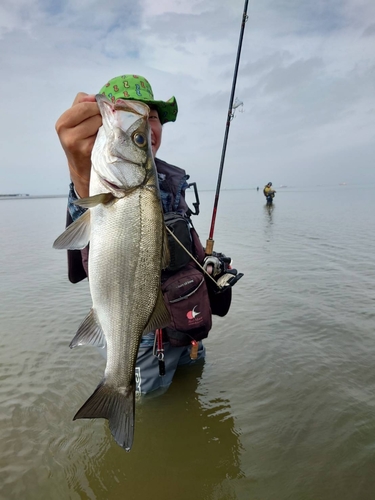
[161, 264, 212, 347]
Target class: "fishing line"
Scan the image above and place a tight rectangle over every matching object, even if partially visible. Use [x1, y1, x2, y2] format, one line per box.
[165, 226, 219, 287]
[205, 0, 249, 256]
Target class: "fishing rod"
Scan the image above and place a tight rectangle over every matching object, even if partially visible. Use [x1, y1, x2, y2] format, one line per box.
[205, 0, 249, 256]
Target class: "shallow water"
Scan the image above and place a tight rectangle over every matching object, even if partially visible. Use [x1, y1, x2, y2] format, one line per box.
[1, 185, 375, 499]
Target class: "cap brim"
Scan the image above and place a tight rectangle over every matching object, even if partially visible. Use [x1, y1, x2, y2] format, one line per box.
[150, 97, 178, 124]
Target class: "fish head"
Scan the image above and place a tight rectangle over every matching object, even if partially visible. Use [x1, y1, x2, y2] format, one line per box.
[93, 94, 154, 194]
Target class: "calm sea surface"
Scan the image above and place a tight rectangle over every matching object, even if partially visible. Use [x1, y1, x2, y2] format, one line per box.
[1, 186, 375, 500]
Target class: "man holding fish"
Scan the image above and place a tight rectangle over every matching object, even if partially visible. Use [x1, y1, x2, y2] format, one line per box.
[54, 74, 240, 450]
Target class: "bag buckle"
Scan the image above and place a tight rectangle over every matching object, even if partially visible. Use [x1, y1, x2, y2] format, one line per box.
[153, 329, 166, 376]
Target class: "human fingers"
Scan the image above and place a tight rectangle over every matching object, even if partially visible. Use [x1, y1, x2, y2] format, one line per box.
[55, 94, 102, 198]
[56, 99, 100, 134]
[72, 92, 96, 106]
[59, 112, 102, 154]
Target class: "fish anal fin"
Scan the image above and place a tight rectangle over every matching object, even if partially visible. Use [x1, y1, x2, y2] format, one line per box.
[53, 210, 91, 250]
[143, 288, 170, 334]
[74, 193, 114, 208]
[69, 309, 105, 348]
[73, 380, 135, 451]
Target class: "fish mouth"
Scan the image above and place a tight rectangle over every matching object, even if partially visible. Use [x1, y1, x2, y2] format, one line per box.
[112, 98, 149, 117]
[96, 94, 149, 115]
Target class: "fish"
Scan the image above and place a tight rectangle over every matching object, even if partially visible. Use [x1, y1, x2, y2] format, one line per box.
[53, 94, 170, 451]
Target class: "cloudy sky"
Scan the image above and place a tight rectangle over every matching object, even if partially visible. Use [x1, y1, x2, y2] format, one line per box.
[1, 0, 374, 195]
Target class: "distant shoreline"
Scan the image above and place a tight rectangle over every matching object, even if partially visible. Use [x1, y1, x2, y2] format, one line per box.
[0, 195, 66, 200]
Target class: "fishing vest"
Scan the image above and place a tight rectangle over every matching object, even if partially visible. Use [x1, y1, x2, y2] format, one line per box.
[155, 158, 190, 215]
[67, 159, 192, 283]
[66, 159, 231, 346]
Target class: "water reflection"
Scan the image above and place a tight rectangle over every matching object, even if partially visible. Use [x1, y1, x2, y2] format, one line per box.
[264, 202, 275, 225]
[66, 363, 243, 500]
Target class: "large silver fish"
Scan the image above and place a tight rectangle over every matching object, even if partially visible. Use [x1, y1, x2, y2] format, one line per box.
[53, 95, 170, 451]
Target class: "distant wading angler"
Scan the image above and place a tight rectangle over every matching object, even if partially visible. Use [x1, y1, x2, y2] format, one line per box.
[54, 74, 241, 451]
[263, 182, 276, 204]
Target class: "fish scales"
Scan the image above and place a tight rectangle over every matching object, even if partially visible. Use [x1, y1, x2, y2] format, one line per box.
[89, 188, 163, 384]
[53, 95, 170, 451]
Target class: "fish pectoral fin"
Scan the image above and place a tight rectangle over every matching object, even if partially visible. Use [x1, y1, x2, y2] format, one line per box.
[161, 225, 170, 270]
[74, 380, 135, 452]
[69, 309, 106, 348]
[143, 288, 170, 334]
[53, 210, 91, 250]
[74, 192, 114, 208]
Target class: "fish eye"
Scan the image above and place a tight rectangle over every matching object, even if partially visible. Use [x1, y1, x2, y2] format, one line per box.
[133, 133, 147, 148]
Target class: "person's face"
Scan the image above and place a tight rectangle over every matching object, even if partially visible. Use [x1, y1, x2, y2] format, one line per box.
[149, 108, 162, 157]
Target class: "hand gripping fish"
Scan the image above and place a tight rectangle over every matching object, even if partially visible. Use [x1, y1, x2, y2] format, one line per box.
[53, 95, 170, 451]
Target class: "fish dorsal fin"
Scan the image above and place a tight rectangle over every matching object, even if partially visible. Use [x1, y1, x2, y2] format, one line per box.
[161, 225, 170, 270]
[74, 192, 114, 208]
[53, 210, 91, 250]
[143, 288, 170, 334]
[69, 309, 106, 348]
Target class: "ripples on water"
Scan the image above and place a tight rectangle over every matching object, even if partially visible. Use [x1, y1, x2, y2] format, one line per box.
[1, 187, 375, 499]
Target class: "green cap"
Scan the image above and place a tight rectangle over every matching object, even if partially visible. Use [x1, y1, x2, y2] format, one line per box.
[99, 74, 178, 124]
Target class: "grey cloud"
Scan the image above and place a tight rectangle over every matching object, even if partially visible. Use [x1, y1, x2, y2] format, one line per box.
[362, 24, 375, 37]
[239, 52, 294, 78]
[249, 0, 348, 36]
[258, 57, 324, 94]
[143, 6, 240, 44]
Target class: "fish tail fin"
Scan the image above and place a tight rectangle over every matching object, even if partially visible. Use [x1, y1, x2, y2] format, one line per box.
[73, 380, 135, 451]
